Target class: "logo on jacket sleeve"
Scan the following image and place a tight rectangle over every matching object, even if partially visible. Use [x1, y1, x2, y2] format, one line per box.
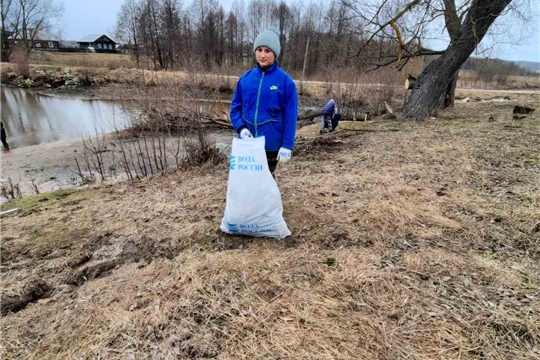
[270, 85, 278, 90]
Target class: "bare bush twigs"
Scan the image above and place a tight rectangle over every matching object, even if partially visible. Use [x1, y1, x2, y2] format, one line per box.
[29, 178, 40, 195]
[10, 46, 30, 77]
[0, 178, 23, 201]
[72, 69, 227, 186]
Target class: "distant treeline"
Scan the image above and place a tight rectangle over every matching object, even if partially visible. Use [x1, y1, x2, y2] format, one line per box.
[462, 57, 537, 78]
[115, 0, 536, 81]
[115, 0, 416, 77]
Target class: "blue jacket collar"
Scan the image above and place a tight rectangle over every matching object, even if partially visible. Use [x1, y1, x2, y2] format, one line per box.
[256, 62, 279, 74]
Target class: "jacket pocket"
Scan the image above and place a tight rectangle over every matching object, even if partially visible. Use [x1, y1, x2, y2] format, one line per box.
[243, 114, 255, 125]
[268, 107, 283, 120]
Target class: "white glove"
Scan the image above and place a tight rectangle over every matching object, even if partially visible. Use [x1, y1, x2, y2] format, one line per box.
[277, 147, 292, 163]
[239, 128, 252, 139]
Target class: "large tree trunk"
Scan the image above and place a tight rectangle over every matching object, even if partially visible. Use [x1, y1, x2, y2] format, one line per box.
[441, 0, 460, 109]
[443, 72, 458, 108]
[404, 0, 512, 120]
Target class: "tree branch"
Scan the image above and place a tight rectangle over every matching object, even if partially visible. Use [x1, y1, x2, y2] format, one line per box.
[365, 49, 445, 72]
[354, 0, 421, 57]
[443, 0, 461, 41]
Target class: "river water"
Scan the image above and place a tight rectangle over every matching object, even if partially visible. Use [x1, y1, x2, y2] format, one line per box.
[0, 86, 234, 198]
[1, 86, 134, 149]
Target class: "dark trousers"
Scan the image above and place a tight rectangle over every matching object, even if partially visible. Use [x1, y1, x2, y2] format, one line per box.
[320, 115, 333, 132]
[266, 151, 278, 177]
[1, 123, 9, 151]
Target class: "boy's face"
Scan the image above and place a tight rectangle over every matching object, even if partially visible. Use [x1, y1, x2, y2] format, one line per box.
[255, 46, 275, 67]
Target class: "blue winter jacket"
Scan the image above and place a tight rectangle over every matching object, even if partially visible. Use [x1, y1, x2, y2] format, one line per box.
[230, 63, 298, 151]
[322, 99, 336, 117]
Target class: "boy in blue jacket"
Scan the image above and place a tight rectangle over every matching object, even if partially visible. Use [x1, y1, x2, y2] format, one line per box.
[230, 27, 298, 176]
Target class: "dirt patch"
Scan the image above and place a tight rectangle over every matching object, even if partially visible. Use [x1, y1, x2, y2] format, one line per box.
[294, 132, 350, 158]
[57, 232, 185, 287]
[63, 237, 144, 285]
[1, 278, 50, 316]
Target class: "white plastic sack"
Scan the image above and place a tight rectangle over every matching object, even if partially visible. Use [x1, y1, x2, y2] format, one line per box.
[221, 136, 291, 238]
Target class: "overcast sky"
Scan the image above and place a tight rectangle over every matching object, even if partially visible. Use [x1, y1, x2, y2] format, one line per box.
[60, 0, 539, 63]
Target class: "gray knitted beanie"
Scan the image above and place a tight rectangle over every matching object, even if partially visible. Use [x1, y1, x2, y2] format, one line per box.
[253, 27, 281, 58]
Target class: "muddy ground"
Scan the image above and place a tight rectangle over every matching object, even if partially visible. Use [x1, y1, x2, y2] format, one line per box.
[1, 97, 539, 358]
[0, 131, 235, 197]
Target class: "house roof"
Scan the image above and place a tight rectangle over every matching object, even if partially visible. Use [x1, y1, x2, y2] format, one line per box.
[78, 34, 116, 43]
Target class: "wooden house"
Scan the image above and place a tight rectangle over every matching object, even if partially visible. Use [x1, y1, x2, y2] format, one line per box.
[77, 34, 117, 53]
[32, 40, 60, 51]
[8, 38, 60, 51]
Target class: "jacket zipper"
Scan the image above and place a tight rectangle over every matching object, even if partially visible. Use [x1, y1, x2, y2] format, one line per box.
[254, 70, 265, 137]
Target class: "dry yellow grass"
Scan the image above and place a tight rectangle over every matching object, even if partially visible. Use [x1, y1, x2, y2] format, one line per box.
[29, 51, 137, 69]
[1, 98, 539, 358]
[458, 70, 540, 90]
[4, 246, 537, 359]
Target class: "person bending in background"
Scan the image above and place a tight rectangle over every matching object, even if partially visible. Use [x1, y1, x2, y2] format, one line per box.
[320, 99, 338, 134]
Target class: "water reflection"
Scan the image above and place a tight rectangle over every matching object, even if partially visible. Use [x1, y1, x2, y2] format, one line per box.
[1, 86, 133, 148]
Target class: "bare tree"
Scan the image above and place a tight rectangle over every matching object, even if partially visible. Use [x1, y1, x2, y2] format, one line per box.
[111, 0, 531, 99]
[272, 1, 291, 63]
[6, 0, 63, 55]
[247, 0, 265, 42]
[161, 0, 182, 69]
[116, 0, 141, 68]
[343, 0, 528, 119]
[190, 0, 221, 69]
[1, 0, 13, 61]
[142, 0, 165, 69]
[231, 0, 247, 64]
[225, 11, 238, 66]
[405, 0, 515, 119]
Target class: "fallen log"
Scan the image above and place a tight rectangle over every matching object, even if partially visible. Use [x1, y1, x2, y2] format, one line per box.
[298, 110, 323, 121]
[341, 113, 369, 122]
[147, 106, 374, 132]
